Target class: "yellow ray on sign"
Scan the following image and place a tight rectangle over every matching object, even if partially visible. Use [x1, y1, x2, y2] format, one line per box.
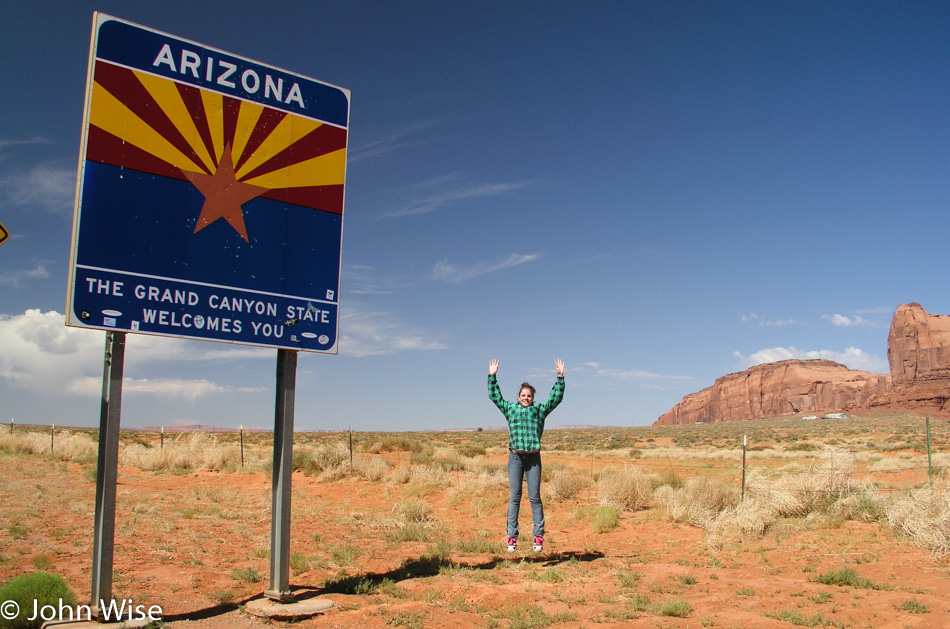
[235, 115, 325, 178]
[244, 148, 347, 189]
[0, 220, 8, 246]
[136, 70, 215, 172]
[90, 81, 203, 174]
[231, 100, 265, 163]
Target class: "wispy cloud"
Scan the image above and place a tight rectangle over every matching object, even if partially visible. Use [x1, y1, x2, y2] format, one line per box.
[339, 304, 448, 357]
[556, 363, 695, 390]
[0, 309, 270, 397]
[0, 160, 75, 213]
[381, 180, 530, 218]
[594, 367, 696, 382]
[734, 346, 889, 373]
[0, 264, 49, 288]
[739, 313, 796, 327]
[342, 263, 413, 295]
[571, 362, 601, 372]
[0, 136, 53, 149]
[853, 306, 896, 316]
[822, 313, 868, 327]
[67, 377, 266, 399]
[432, 253, 541, 283]
[348, 122, 442, 164]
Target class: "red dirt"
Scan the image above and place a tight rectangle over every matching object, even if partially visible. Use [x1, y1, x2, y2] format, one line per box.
[2, 452, 949, 629]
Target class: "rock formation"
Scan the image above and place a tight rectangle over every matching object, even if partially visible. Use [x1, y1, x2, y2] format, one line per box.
[654, 360, 887, 425]
[876, 302, 950, 413]
[655, 302, 950, 425]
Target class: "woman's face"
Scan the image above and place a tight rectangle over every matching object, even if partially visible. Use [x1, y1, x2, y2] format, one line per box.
[518, 387, 534, 407]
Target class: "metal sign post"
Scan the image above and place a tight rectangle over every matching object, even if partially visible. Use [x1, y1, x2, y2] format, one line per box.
[89, 331, 126, 618]
[267, 349, 297, 602]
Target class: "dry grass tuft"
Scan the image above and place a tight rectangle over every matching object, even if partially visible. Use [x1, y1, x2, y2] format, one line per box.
[597, 466, 658, 512]
[657, 476, 740, 529]
[744, 446, 855, 519]
[0, 430, 97, 464]
[121, 433, 243, 471]
[656, 446, 864, 549]
[887, 475, 950, 556]
[395, 498, 435, 524]
[544, 468, 589, 502]
[351, 454, 388, 481]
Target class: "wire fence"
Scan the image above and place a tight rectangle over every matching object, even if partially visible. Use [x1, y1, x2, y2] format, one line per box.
[4, 416, 947, 496]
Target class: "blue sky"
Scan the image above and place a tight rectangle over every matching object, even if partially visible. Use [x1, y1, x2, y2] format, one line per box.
[2, 1, 948, 431]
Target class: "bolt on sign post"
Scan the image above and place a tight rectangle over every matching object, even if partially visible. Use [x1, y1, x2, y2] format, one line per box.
[66, 13, 349, 612]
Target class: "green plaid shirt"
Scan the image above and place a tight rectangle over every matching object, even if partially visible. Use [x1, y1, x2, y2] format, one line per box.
[488, 375, 565, 451]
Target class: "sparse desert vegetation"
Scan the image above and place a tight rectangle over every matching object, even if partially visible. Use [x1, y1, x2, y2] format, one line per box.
[2, 413, 950, 628]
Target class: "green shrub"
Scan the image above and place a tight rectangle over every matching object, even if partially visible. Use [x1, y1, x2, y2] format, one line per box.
[898, 598, 929, 614]
[616, 570, 641, 589]
[811, 567, 882, 590]
[0, 572, 76, 629]
[628, 592, 651, 612]
[409, 448, 435, 466]
[457, 444, 486, 458]
[654, 599, 692, 617]
[230, 567, 262, 583]
[290, 551, 311, 575]
[591, 506, 620, 533]
[370, 437, 424, 453]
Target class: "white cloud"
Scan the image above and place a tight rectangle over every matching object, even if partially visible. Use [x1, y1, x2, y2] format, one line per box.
[339, 305, 448, 357]
[734, 346, 889, 373]
[0, 161, 75, 213]
[594, 367, 695, 382]
[123, 333, 271, 365]
[66, 377, 265, 399]
[566, 364, 695, 389]
[0, 264, 50, 288]
[343, 263, 413, 295]
[348, 122, 442, 164]
[822, 313, 867, 327]
[382, 180, 529, 218]
[739, 312, 795, 327]
[432, 253, 541, 283]
[0, 136, 53, 149]
[0, 310, 103, 390]
[0, 310, 271, 397]
[853, 306, 895, 316]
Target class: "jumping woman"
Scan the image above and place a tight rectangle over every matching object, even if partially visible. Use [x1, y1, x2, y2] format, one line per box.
[488, 358, 565, 552]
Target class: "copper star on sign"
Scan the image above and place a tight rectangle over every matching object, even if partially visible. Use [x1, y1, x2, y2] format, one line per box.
[184, 146, 268, 242]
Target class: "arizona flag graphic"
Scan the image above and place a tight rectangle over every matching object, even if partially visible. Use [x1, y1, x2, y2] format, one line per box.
[67, 15, 350, 353]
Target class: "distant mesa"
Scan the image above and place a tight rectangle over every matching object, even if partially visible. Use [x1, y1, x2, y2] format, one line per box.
[140, 424, 267, 433]
[655, 302, 950, 425]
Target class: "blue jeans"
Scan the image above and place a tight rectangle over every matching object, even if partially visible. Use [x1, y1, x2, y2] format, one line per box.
[507, 450, 544, 538]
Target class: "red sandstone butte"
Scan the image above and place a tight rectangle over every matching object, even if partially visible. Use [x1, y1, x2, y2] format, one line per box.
[655, 302, 950, 425]
[876, 302, 950, 413]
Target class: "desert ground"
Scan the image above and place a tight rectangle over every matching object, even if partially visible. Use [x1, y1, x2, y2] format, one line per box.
[2, 414, 950, 629]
